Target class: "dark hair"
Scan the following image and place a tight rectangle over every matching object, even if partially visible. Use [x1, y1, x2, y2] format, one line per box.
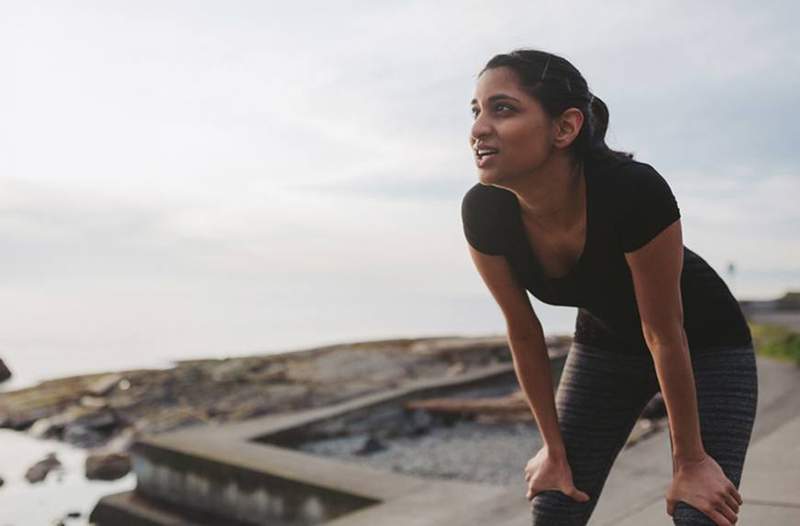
[478, 48, 634, 165]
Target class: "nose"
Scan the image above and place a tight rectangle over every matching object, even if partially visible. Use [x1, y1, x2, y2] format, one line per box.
[470, 112, 492, 146]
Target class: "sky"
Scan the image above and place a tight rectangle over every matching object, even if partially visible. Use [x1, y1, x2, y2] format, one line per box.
[1, 1, 798, 385]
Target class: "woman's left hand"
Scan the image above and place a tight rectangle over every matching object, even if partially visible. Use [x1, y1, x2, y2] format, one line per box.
[665, 453, 743, 525]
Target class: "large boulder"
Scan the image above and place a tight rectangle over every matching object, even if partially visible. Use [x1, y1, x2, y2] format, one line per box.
[0, 358, 11, 383]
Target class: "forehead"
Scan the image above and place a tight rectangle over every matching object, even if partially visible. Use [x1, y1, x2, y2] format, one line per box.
[470, 67, 527, 104]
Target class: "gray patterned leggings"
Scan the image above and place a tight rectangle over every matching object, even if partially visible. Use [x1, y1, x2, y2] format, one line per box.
[530, 342, 758, 525]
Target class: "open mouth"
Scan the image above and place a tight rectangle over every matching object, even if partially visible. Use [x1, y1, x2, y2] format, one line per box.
[475, 148, 499, 160]
[475, 148, 499, 166]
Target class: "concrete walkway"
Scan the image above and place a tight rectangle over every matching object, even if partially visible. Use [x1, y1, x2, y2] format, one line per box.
[448, 354, 800, 525]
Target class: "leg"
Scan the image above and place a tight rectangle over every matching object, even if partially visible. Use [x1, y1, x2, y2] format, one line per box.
[670, 344, 758, 525]
[531, 343, 660, 526]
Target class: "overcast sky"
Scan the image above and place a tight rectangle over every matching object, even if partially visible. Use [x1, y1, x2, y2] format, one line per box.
[1, 1, 798, 384]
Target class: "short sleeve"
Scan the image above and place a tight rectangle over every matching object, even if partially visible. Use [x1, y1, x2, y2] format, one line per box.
[460, 183, 511, 256]
[613, 162, 681, 253]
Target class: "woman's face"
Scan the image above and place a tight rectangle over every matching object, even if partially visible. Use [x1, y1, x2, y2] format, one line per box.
[469, 66, 557, 186]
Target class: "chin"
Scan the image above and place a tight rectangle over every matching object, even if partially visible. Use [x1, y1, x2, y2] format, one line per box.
[477, 168, 505, 186]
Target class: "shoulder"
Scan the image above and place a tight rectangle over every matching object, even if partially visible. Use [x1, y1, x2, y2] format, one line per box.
[597, 158, 681, 253]
[597, 158, 679, 209]
[462, 181, 515, 209]
[461, 182, 517, 223]
[601, 158, 668, 193]
[461, 182, 516, 255]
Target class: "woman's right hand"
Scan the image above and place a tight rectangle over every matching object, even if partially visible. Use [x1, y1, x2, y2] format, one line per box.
[524, 446, 591, 503]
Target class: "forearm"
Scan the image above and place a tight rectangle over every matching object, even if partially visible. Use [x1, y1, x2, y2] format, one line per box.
[507, 330, 566, 459]
[648, 330, 705, 465]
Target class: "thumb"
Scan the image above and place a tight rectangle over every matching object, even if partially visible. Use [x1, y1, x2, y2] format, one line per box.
[567, 486, 591, 503]
[666, 497, 676, 516]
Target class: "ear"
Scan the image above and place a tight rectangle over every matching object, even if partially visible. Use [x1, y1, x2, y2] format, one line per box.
[554, 107, 584, 148]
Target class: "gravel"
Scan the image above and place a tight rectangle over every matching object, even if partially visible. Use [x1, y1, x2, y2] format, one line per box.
[297, 417, 543, 488]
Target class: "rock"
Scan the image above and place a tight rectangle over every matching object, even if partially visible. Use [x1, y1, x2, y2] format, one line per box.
[85, 374, 124, 397]
[409, 408, 434, 434]
[0, 474, 4, 488]
[445, 362, 466, 377]
[211, 360, 253, 383]
[25, 452, 62, 483]
[96, 426, 138, 454]
[79, 395, 109, 409]
[29, 406, 118, 441]
[0, 358, 11, 383]
[85, 451, 131, 480]
[64, 424, 108, 448]
[353, 435, 387, 456]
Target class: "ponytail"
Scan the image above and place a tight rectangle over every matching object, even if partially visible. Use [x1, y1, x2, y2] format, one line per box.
[478, 49, 634, 165]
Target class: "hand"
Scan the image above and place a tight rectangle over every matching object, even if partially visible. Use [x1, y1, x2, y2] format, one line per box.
[666, 453, 743, 525]
[523, 446, 591, 503]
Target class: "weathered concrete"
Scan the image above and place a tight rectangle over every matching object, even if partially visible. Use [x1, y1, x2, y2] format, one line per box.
[92, 357, 566, 525]
[383, 353, 800, 526]
[91, 350, 800, 525]
[610, 413, 800, 525]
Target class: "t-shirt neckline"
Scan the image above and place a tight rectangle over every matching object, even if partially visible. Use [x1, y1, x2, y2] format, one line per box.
[512, 161, 591, 282]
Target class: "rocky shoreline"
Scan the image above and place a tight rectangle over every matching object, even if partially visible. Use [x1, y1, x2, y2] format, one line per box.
[0, 336, 548, 483]
[0, 334, 666, 492]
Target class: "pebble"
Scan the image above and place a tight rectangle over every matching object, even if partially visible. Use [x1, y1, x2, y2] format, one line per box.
[299, 418, 542, 487]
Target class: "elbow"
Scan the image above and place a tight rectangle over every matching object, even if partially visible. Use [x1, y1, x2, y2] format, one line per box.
[642, 323, 687, 354]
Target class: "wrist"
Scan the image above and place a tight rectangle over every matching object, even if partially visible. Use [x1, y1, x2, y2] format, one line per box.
[544, 443, 568, 462]
[673, 449, 707, 469]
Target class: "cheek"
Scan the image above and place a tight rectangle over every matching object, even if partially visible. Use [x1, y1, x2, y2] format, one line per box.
[507, 125, 551, 164]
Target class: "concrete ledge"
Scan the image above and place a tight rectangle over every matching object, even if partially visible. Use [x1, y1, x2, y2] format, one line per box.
[90, 490, 232, 526]
[91, 355, 569, 525]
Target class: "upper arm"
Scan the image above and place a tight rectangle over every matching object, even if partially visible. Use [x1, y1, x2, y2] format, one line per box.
[467, 245, 542, 340]
[461, 182, 540, 339]
[620, 164, 685, 349]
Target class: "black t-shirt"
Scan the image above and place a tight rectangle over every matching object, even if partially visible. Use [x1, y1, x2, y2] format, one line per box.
[461, 155, 752, 355]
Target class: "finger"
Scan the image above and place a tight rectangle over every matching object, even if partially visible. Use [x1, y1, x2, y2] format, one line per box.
[568, 487, 590, 502]
[731, 486, 743, 505]
[706, 506, 733, 526]
[722, 491, 740, 514]
[716, 500, 738, 525]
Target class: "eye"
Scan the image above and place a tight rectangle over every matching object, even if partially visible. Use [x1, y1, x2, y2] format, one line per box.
[470, 102, 514, 119]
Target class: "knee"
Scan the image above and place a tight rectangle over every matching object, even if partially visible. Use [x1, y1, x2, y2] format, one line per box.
[531, 490, 596, 526]
[671, 500, 716, 525]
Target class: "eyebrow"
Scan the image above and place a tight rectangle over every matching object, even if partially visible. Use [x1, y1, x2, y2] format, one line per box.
[469, 93, 521, 106]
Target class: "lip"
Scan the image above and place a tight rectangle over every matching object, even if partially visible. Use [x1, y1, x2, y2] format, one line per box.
[475, 151, 498, 168]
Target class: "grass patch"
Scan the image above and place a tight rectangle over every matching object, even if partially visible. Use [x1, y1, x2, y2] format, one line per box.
[749, 322, 800, 366]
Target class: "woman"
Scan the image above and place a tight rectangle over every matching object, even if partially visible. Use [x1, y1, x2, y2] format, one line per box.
[461, 49, 757, 526]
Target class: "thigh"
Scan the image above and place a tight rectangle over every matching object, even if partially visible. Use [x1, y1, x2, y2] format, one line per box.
[531, 343, 659, 526]
[671, 344, 758, 525]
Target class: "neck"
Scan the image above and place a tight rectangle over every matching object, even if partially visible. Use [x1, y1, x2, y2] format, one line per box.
[505, 155, 585, 230]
